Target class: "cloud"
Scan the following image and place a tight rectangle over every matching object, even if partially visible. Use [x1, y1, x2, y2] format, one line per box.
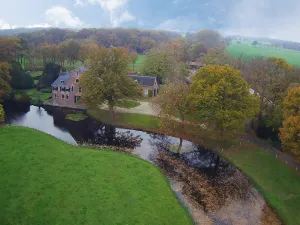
[76, 0, 136, 27]
[224, 0, 300, 42]
[45, 6, 83, 27]
[156, 17, 199, 32]
[26, 23, 51, 28]
[0, 19, 16, 29]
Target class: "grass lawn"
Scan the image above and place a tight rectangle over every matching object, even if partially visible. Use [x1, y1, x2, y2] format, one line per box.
[226, 42, 300, 67]
[88, 108, 300, 225]
[24, 88, 52, 102]
[29, 71, 42, 78]
[88, 108, 160, 130]
[0, 126, 192, 225]
[116, 100, 141, 109]
[129, 55, 146, 71]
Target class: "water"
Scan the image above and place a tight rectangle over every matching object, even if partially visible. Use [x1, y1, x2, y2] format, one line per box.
[3, 102, 281, 225]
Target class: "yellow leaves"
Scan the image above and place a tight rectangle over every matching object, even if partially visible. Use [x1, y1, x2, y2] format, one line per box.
[268, 56, 293, 71]
[0, 104, 4, 122]
[283, 86, 300, 117]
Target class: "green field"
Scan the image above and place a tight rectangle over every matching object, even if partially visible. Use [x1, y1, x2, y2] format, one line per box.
[226, 42, 300, 67]
[24, 88, 52, 102]
[0, 126, 192, 225]
[88, 108, 300, 225]
[129, 55, 145, 71]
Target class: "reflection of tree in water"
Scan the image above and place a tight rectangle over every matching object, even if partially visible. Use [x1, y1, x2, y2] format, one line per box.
[149, 133, 252, 211]
[88, 125, 143, 149]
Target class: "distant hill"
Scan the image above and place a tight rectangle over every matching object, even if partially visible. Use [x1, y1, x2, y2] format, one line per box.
[0, 27, 50, 36]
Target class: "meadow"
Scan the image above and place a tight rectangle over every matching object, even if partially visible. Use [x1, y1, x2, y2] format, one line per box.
[0, 126, 192, 225]
[226, 41, 300, 67]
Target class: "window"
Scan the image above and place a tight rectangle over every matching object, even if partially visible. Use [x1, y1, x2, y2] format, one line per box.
[71, 86, 74, 92]
[75, 79, 79, 83]
[79, 87, 82, 93]
[144, 89, 148, 96]
[60, 80, 64, 84]
[66, 94, 69, 100]
[60, 87, 62, 91]
[62, 94, 65, 99]
[77, 71, 79, 77]
[54, 94, 56, 98]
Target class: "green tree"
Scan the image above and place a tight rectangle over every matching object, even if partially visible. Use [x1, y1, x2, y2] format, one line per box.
[252, 41, 259, 47]
[10, 61, 34, 89]
[0, 37, 21, 62]
[0, 62, 12, 102]
[0, 104, 4, 123]
[80, 47, 140, 118]
[129, 51, 138, 71]
[202, 45, 233, 65]
[188, 64, 259, 141]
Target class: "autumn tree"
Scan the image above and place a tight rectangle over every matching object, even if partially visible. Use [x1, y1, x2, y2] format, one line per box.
[0, 62, 12, 101]
[80, 47, 140, 118]
[129, 51, 138, 71]
[188, 64, 259, 141]
[202, 45, 233, 66]
[79, 42, 99, 65]
[191, 42, 207, 61]
[0, 104, 4, 123]
[0, 37, 21, 62]
[280, 86, 300, 158]
[194, 30, 222, 48]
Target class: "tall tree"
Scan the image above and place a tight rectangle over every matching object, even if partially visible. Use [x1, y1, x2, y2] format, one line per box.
[202, 45, 232, 66]
[188, 64, 259, 141]
[80, 47, 140, 118]
[129, 51, 138, 71]
[0, 62, 12, 101]
[0, 37, 21, 62]
[194, 30, 222, 48]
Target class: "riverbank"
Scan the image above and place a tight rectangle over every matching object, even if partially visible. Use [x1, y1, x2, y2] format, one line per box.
[88, 108, 300, 225]
[0, 126, 192, 225]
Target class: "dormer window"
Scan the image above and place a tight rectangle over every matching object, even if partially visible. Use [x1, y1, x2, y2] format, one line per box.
[75, 79, 79, 83]
[76, 71, 79, 77]
[60, 80, 64, 84]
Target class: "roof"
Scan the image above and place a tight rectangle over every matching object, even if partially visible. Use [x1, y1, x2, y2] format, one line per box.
[127, 74, 157, 87]
[52, 72, 73, 86]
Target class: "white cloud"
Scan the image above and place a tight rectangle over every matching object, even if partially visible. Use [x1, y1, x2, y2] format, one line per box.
[45, 6, 83, 27]
[76, 0, 135, 27]
[26, 23, 51, 28]
[74, 0, 85, 7]
[156, 17, 198, 32]
[0, 19, 16, 29]
[224, 0, 300, 42]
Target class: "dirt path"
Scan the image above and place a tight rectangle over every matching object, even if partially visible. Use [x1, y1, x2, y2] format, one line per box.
[100, 101, 155, 115]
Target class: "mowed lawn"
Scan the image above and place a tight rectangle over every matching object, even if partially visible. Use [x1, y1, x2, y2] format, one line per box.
[0, 126, 192, 225]
[226, 42, 300, 67]
[129, 55, 146, 71]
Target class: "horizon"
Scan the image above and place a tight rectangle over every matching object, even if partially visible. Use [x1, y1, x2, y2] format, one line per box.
[0, 0, 299, 42]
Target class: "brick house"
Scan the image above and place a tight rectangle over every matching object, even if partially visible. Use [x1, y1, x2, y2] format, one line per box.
[127, 74, 159, 97]
[51, 67, 87, 108]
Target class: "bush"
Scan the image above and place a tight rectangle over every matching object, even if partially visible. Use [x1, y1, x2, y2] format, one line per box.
[10, 61, 34, 89]
[65, 113, 88, 122]
[13, 91, 30, 103]
[39, 88, 52, 93]
[0, 104, 4, 122]
[148, 90, 153, 97]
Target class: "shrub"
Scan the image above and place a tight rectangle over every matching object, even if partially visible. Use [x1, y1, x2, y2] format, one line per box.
[0, 104, 4, 122]
[10, 61, 34, 89]
[148, 90, 153, 97]
[13, 92, 30, 103]
[65, 113, 88, 122]
[39, 88, 52, 93]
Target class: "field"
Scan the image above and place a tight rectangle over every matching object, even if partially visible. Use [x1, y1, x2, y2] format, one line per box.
[88, 108, 300, 225]
[129, 55, 145, 71]
[226, 41, 300, 67]
[0, 126, 192, 225]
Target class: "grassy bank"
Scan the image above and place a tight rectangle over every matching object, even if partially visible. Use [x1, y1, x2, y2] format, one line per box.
[0, 126, 192, 225]
[226, 42, 300, 67]
[88, 108, 300, 225]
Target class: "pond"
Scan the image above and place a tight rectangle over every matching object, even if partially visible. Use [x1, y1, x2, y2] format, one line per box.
[3, 102, 281, 225]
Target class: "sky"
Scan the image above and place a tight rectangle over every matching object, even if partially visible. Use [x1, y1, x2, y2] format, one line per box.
[0, 0, 300, 42]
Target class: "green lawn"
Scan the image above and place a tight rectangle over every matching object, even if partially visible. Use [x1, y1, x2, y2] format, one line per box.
[88, 108, 300, 225]
[24, 88, 52, 102]
[29, 71, 42, 77]
[129, 55, 146, 71]
[88, 108, 160, 130]
[116, 100, 141, 109]
[226, 42, 300, 67]
[0, 126, 192, 225]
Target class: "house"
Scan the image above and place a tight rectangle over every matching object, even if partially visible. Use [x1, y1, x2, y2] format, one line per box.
[127, 74, 159, 97]
[51, 66, 87, 108]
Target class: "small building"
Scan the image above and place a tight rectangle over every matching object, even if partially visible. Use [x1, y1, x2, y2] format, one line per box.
[51, 67, 87, 108]
[127, 74, 159, 97]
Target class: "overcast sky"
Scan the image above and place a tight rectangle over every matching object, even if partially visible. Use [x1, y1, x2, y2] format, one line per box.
[0, 0, 299, 42]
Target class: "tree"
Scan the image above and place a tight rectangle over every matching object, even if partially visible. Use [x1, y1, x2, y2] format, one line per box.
[279, 86, 300, 158]
[129, 51, 138, 71]
[80, 47, 140, 118]
[280, 116, 300, 158]
[191, 42, 207, 61]
[188, 64, 259, 141]
[0, 37, 21, 62]
[194, 30, 222, 48]
[0, 104, 4, 123]
[252, 41, 259, 47]
[10, 61, 34, 89]
[202, 45, 233, 65]
[141, 45, 189, 82]
[0, 62, 12, 102]
[38, 62, 62, 89]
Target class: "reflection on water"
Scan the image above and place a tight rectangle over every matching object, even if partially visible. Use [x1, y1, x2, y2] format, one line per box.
[3, 102, 280, 225]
